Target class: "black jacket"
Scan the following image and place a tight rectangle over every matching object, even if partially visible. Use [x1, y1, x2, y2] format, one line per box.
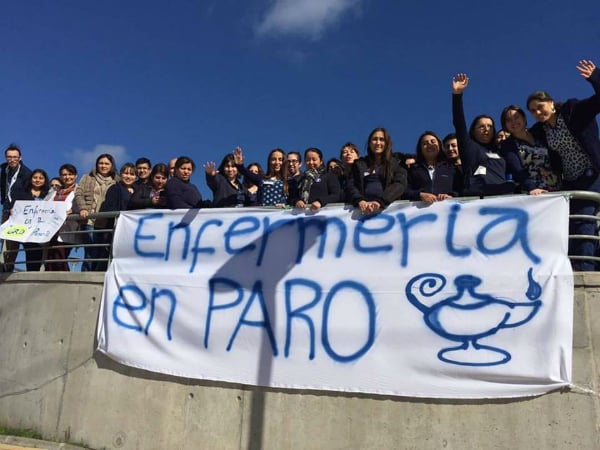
[345, 157, 407, 207]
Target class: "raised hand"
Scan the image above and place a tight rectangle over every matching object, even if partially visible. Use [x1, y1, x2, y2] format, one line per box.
[233, 146, 244, 165]
[452, 73, 469, 94]
[203, 161, 216, 175]
[576, 60, 596, 79]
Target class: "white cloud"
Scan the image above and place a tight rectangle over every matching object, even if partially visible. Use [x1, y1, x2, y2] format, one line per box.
[66, 144, 131, 174]
[255, 0, 361, 40]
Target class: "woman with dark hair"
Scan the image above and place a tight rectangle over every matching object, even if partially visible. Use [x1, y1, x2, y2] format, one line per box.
[75, 153, 118, 271]
[46, 163, 79, 271]
[452, 73, 514, 196]
[102, 163, 137, 212]
[128, 163, 169, 210]
[337, 142, 360, 193]
[291, 148, 341, 211]
[242, 162, 263, 206]
[527, 59, 600, 271]
[499, 105, 561, 195]
[404, 131, 462, 203]
[204, 154, 249, 207]
[165, 156, 210, 209]
[96, 163, 137, 271]
[12, 169, 50, 271]
[234, 147, 289, 207]
[346, 127, 407, 214]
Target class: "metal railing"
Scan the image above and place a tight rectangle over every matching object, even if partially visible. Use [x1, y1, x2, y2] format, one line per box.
[2, 191, 600, 272]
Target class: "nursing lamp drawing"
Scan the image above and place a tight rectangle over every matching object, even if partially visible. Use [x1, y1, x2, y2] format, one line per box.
[405, 268, 542, 366]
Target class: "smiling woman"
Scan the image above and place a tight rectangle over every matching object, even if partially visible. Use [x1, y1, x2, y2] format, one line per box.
[526, 59, 600, 271]
[11, 168, 49, 271]
[74, 153, 118, 271]
[346, 127, 407, 214]
[404, 131, 462, 203]
[452, 73, 514, 197]
[204, 154, 250, 208]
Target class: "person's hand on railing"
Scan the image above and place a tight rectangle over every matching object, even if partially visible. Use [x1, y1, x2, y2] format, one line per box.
[79, 209, 89, 219]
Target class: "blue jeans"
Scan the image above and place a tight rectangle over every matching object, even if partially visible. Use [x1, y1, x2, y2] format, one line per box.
[564, 170, 600, 271]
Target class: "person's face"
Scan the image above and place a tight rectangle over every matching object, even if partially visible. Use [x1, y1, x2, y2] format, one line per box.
[31, 172, 46, 189]
[420, 134, 440, 161]
[528, 100, 555, 123]
[136, 163, 151, 180]
[287, 154, 301, 175]
[59, 170, 77, 188]
[152, 172, 167, 190]
[169, 158, 177, 177]
[503, 110, 526, 134]
[120, 169, 137, 187]
[50, 180, 62, 190]
[269, 151, 284, 174]
[305, 151, 322, 171]
[444, 138, 459, 159]
[496, 130, 510, 145]
[369, 131, 386, 155]
[96, 157, 113, 176]
[473, 118, 494, 144]
[248, 164, 260, 175]
[223, 162, 238, 181]
[341, 146, 359, 164]
[5, 150, 21, 169]
[176, 162, 193, 181]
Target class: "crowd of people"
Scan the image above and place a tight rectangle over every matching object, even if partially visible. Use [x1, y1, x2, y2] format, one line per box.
[1, 60, 599, 271]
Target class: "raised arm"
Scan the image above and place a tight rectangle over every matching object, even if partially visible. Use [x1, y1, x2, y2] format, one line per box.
[451, 73, 470, 141]
[235, 147, 263, 186]
[577, 60, 600, 94]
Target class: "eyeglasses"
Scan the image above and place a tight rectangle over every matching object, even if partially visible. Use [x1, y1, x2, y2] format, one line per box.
[6, 156, 20, 160]
[288, 159, 300, 164]
[50, 184, 62, 189]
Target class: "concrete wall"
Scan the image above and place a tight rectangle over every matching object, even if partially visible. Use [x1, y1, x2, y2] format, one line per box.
[1, 272, 599, 450]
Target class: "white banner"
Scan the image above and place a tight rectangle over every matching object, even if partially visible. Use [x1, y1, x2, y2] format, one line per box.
[98, 194, 573, 398]
[0, 200, 69, 243]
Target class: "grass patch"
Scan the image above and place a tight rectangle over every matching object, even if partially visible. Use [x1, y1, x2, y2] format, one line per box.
[0, 425, 43, 439]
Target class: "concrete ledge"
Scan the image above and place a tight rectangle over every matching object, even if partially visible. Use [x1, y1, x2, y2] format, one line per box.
[1, 272, 599, 450]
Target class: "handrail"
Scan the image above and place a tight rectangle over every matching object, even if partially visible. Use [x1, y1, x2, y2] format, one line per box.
[2, 191, 600, 272]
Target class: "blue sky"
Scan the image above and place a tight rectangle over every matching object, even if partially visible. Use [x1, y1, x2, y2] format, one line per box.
[2, 0, 599, 196]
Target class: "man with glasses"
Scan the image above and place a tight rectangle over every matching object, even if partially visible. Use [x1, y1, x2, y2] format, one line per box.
[1, 144, 32, 272]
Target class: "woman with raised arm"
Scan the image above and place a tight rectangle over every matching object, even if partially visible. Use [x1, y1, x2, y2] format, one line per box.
[404, 131, 462, 203]
[234, 147, 289, 207]
[204, 154, 249, 207]
[527, 59, 600, 271]
[290, 147, 341, 211]
[346, 127, 407, 214]
[452, 73, 514, 196]
[499, 105, 561, 195]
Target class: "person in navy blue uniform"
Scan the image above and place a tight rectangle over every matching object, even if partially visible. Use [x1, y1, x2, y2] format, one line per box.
[527, 59, 600, 271]
[290, 147, 341, 211]
[346, 127, 407, 214]
[404, 131, 462, 203]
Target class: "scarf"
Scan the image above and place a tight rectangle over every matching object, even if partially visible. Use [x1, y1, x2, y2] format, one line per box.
[299, 167, 325, 203]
